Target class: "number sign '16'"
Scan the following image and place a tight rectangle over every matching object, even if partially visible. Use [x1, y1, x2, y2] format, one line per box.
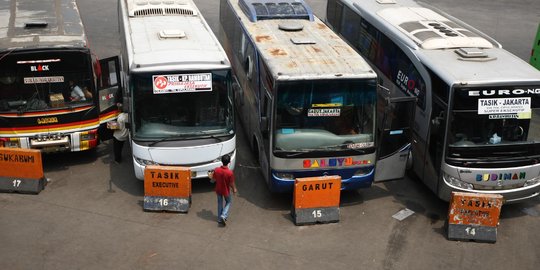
[143, 165, 191, 213]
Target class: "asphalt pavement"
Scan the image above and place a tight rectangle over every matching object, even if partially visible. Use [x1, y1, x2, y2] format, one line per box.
[1, 0, 539, 269]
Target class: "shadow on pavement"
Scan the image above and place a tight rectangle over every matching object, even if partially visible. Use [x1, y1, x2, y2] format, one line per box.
[104, 140, 144, 197]
[42, 145, 102, 172]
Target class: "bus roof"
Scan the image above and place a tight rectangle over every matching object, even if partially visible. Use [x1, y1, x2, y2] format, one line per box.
[0, 0, 87, 51]
[229, 0, 376, 81]
[121, 0, 230, 72]
[343, 0, 540, 86]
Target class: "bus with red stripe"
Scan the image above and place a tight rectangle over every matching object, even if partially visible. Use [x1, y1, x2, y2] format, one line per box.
[0, 0, 121, 152]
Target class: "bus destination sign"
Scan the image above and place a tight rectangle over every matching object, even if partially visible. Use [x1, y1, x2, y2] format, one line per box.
[152, 73, 212, 94]
[478, 97, 531, 119]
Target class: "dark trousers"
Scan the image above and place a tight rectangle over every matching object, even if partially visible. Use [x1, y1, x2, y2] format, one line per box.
[113, 138, 125, 162]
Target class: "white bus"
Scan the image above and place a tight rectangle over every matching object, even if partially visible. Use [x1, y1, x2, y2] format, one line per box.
[118, 0, 236, 180]
[220, 0, 387, 192]
[326, 0, 540, 202]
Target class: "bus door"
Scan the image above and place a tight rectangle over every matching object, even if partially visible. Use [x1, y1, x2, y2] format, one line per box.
[259, 87, 272, 180]
[374, 96, 416, 182]
[97, 56, 122, 140]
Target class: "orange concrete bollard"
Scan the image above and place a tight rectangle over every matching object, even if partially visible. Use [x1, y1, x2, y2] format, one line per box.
[143, 165, 191, 213]
[291, 175, 341, 225]
[447, 192, 503, 243]
[0, 148, 46, 194]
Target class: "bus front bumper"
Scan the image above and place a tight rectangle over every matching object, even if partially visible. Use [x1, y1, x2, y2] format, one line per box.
[132, 151, 236, 181]
[270, 166, 374, 193]
[440, 176, 540, 203]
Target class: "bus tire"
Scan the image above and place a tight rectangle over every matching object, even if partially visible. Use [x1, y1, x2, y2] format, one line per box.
[406, 150, 413, 171]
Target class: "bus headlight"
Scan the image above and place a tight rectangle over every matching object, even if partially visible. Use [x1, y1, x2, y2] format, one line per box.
[213, 150, 235, 163]
[134, 157, 159, 166]
[274, 172, 295, 180]
[443, 172, 473, 190]
[3, 138, 20, 148]
[524, 176, 540, 187]
[354, 167, 373, 176]
[80, 130, 97, 141]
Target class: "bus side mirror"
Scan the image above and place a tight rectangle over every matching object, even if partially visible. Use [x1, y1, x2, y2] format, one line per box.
[261, 116, 269, 138]
[233, 80, 243, 106]
[431, 114, 444, 135]
[123, 97, 131, 113]
[125, 115, 131, 129]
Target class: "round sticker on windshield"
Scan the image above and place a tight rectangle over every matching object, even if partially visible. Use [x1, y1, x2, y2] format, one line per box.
[154, 76, 168, 90]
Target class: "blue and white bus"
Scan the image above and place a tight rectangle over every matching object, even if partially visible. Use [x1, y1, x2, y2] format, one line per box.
[219, 0, 384, 192]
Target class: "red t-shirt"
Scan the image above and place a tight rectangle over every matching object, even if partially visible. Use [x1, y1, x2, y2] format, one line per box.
[214, 165, 235, 196]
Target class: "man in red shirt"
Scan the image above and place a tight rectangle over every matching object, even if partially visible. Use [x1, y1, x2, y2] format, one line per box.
[212, 154, 237, 226]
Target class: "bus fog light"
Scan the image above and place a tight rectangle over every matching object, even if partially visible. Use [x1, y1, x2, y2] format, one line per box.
[443, 172, 473, 190]
[524, 176, 540, 187]
[274, 172, 295, 180]
[134, 157, 159, 166]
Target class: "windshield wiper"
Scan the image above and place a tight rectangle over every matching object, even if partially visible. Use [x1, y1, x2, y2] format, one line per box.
[492, 150, 529, 156]
[319, 144, 368, 154]
[196, 130, 231, 142]
[274, 149, 310, 158]
[343, 147, 366, 154]
[147, 133, 226, 146]
[201, 134, 225, 142]
[461, 155, 534, 165]
[276, 147, 367, 158]
[148, 135, 197, 146]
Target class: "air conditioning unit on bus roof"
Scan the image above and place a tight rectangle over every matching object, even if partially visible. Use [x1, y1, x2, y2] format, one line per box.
[378, 7, 494, 50]
[24, 21, 48, 29]
[239, 0, 314, 22]
[128, 0, 197, 17]
[158, 29, 186, 39]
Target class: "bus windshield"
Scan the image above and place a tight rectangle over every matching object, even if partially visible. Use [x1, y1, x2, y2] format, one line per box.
[131, 69, 233, 140]
[448, 87, 540, 158]
[274, 79, 376, 153]
[0, 50, 94, 112]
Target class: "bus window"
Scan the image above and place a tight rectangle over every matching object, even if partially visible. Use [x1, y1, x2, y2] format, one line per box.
[130, 70, 233, 139]
[0, 50, 94, 112]
[341, 5, 360, 44]
[450, 87, 540, 147]
[274, 80, 376, 152]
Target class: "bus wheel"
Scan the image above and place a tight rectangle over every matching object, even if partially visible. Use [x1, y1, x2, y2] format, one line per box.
[405, 151, 419, 181]
[406, 151, 413, 170]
